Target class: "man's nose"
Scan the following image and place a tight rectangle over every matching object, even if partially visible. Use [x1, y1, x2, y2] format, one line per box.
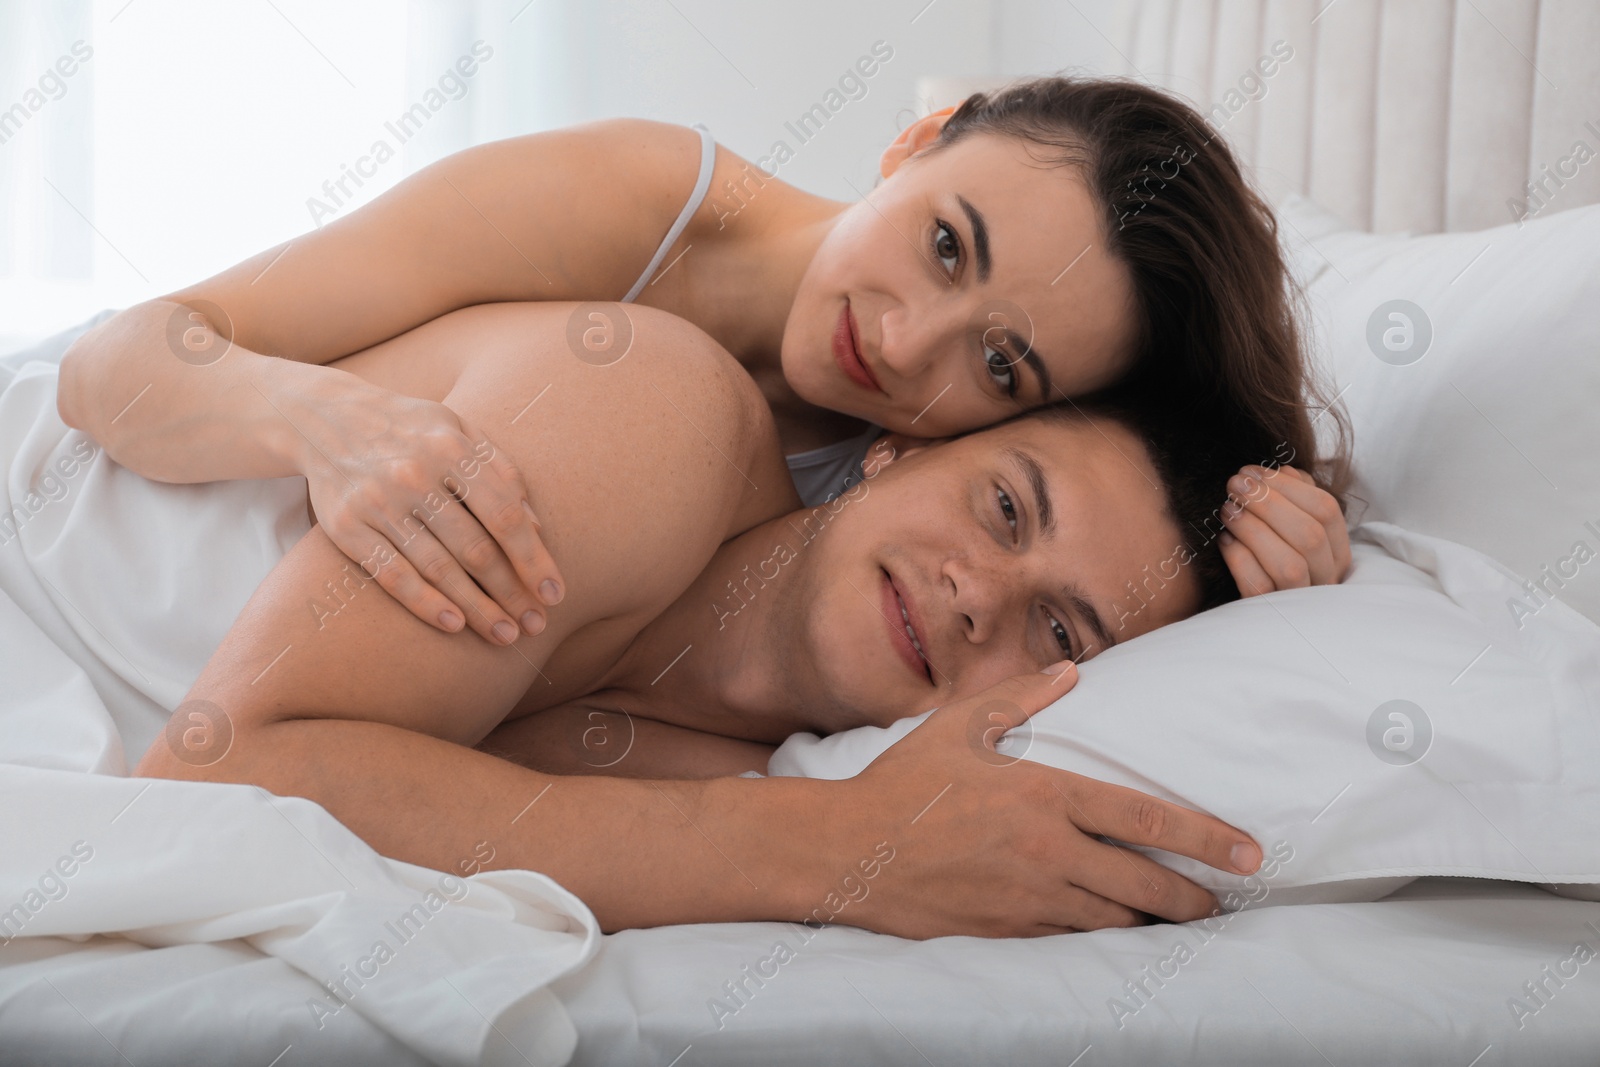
[944, 550, 1019, 645]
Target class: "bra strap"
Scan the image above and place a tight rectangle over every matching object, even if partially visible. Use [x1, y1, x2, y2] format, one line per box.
[621, 123, 715, 302]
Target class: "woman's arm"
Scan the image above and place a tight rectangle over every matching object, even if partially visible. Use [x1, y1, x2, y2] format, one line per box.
[55, 119, 711, 642]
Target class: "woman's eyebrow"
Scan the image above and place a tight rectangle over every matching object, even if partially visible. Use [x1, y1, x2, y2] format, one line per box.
[956, 195, 991, 283]
[958, 195, 1056, 401]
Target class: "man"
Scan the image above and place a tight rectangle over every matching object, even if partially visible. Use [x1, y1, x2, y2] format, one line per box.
[138, 300, 1264, 940]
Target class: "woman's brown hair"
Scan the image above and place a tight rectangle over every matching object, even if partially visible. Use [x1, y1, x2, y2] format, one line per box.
[928, 75, 1352, 508]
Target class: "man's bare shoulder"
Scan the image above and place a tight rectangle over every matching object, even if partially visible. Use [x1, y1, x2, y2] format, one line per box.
[432, 301, 794, 621]
[143, 300, 794, 758]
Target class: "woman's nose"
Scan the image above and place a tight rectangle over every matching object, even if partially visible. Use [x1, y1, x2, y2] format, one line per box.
[880, 306, 959, 381]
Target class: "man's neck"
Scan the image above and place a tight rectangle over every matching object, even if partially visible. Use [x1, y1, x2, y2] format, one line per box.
[600, 509, 823, 743]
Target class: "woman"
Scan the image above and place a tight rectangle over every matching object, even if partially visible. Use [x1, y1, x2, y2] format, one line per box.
[57, 75, 1350, 650]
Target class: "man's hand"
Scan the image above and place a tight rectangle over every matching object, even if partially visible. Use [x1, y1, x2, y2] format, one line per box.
[828, 664, 1262, 939]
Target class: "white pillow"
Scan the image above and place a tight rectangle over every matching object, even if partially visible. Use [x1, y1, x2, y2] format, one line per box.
[1278, 195, 1600, 627]
[768, 523, 1600, 907]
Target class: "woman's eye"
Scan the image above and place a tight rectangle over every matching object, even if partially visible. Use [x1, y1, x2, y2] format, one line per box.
[984, 346, 1018, 396]
[932, 220, 959, 274]
[1043, 608, 1073, 657]
[996, 487, 1017, 533]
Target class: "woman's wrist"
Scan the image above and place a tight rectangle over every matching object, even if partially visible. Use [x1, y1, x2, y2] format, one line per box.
[247, 352, 360, 481]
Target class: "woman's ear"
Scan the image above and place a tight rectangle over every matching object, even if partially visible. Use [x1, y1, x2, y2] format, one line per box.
[863, 432, 948, 477]
[879, 106, 957, 179]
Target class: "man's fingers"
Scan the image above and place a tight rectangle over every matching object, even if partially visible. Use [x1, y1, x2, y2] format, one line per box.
[963, 662, 1079, 732]
[1050, 883, 1144, 931]
[1059, 774, 1261, 877]
[1072, 839, 1223, 924]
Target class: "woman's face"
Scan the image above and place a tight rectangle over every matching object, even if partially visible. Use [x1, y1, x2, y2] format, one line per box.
[781, 122, 1140, 438]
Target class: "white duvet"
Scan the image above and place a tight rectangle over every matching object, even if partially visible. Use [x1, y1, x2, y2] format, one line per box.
[0, 360, 601, 1067]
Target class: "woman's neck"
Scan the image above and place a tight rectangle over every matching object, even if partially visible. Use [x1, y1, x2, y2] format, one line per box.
[659, 187, 870, 454]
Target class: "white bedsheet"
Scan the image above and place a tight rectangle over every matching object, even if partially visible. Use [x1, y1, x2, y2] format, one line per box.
[0, 358, 601, 1067]
[552, 877, 1600, 1065]
[5, 322, 1598, 1065]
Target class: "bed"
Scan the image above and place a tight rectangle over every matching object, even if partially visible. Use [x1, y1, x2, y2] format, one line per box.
[3, 2, 1599, 1064]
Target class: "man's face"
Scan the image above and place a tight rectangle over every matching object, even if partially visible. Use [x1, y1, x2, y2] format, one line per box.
[782, 416, 1201, 732]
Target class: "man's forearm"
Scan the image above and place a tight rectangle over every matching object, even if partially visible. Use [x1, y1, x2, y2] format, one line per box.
[57, 300, 316, 483]
[138, 716, 825, 931]
[478, 704, 775, 780]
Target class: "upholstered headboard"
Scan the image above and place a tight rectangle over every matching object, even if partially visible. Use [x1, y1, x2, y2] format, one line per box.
[920, 1, 1600, 234]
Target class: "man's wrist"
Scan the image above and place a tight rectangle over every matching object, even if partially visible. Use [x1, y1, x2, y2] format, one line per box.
[692, 773, 855, 925]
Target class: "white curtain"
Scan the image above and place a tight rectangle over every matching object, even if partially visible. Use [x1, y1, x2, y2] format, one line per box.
[0, 0, 509, 352]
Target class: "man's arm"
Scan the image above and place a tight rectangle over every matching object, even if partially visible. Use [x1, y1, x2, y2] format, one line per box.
[477, 703, 776, 780]
[136, 301, 807, 927]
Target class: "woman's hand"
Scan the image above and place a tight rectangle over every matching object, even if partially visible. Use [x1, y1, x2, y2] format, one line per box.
[834, 665, 1263, 939]
[289, 372, 564, 644]
[1218, 464, 1351, 597]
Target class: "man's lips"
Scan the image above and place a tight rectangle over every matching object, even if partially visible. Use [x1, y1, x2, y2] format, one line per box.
[880, 568, 932, 684]
[833, 302, 882, 394]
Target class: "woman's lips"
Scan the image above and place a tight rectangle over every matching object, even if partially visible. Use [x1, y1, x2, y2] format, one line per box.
[833, 302, 882, 394]
[880, 568, 932, 683]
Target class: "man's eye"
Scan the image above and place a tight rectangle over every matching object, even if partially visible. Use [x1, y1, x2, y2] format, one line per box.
[996, 487, 1017, 532]
[932, 220, 959, 275]
[1043, 608, 1073, 657]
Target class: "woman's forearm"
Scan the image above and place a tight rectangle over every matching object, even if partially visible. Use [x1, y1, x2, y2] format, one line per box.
[57, 299, 327, 483]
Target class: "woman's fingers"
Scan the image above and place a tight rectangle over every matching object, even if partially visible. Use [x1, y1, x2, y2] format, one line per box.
[374, 514, 530, 643]
[1220, 465, 1347, 589]
[416, 485, 548, 639]
[318, 522, 470, 635]
[1270, 466, 1352, 580]
[1218, 528, 1276, 597]
[453, 415, 566, 608]
[1220, 507, 1328, 589]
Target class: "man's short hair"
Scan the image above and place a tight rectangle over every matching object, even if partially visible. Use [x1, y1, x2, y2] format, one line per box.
[1004, 394, 1255, 616]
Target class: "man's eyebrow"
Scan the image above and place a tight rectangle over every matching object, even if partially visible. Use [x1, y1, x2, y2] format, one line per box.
[1065, 583, 1117, 655]
[1004, 444, 1117, 655]
[1003, 445, 1054, 538]
[958, 195, 1056, 401]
